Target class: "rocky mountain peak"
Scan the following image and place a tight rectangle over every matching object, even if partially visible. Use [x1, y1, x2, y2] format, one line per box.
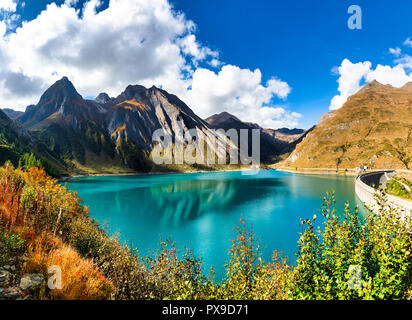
[121, 84, 148, 101]
[95, 92, 111, 104]
[401, 82, 412, 90]
[1, 108, 24, 120]
[38, 76, 82, 105]
[359, 80, 392, 93]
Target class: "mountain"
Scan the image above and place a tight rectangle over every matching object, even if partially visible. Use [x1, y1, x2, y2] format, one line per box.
[16, 77, 233, 173]
[95, 92, 112, 104]
[1, 108, 24, 120]
[205, 112, 307, 163]
[0, 108, 28, 165]
[284, 80, 412, 170]
[0, 108, 65, 175]
[18, 77, 119, 173]
[102, 85, 233, 171]
[8, 77, 309, 174]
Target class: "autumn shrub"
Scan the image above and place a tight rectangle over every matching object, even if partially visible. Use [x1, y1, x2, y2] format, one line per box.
[143, 239, 212, 300]
[0, 164, 115, 300]
[218, 219, 292, 300]
[46, 244, 115, 300]
[221, 218, 260, 299]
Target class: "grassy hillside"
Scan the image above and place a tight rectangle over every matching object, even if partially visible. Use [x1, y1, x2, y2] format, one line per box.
[0, 110, 66, 176]
[283, 81, 412, 170]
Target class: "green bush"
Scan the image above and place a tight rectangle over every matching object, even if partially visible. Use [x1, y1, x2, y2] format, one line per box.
[0, 230, 26, 263]
[291, 191, 411, 300]
[386, 178, 411, 199]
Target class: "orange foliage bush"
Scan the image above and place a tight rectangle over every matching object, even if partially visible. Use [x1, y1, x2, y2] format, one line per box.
[0, 163, 114, 300]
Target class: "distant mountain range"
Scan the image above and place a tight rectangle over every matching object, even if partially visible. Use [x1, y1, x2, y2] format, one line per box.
[4, 77, 408, 175]
[283, 80, 412, 170]
[2, 108, 24, 120]
[205, 112, 308, 163]
[0, 77, 305, 175]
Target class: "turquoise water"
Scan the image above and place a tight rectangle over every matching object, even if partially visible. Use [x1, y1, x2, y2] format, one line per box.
[65, 170, 366, 279]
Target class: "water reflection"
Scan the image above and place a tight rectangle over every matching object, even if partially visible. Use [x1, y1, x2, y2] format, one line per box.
[66, 170, 367, 278]
[105, 177, 287, 226]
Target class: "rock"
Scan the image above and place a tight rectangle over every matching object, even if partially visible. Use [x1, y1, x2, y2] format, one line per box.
[19, 273, 44, 291]
[1, 287, 23, 299]
[0, 270, 11, 287]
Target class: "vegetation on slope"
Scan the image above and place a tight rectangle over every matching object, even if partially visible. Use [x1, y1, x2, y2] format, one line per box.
[0, 112, 65, 177]
[0, 164, 411, 300]
[284, 81, 412, 170]
[386, 176, 412, 200]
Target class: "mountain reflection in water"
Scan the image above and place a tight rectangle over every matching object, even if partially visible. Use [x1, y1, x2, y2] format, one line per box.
[65, 170, 366, 279]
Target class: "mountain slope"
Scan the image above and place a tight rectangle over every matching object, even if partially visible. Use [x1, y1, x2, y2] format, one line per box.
[104, 85, 232, 171]
[0, 109, 66, 175]
[17, 77, 234, 173]
[18, 77, 122, 173]
[1, 108, 24, 120]
[205, 112, 307, 163]
[284, 81, 412, 170]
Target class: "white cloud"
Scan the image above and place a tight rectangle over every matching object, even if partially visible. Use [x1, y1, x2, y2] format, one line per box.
[389, 47, 401, 57]
[404, 37, 412, 48]
[184, 65, 299, 128]
[64, 0, 79, 7]
[365, 64, 412, 87]
[0, 0, 300, 129]
[178, 34, 218, 66]
[329, 59, 371, 110]
[395, 53, 412, 70]
[330, 53, 412, 110]
[0, 0, 206, 108]
[0, 0, 17, 12]
[0, 0, 19, 31]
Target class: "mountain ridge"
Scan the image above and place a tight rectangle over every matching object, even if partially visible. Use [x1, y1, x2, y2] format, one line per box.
[283, 81, 412, 170]
[205, 111, 308, 163]
[8, 77, 245, 173]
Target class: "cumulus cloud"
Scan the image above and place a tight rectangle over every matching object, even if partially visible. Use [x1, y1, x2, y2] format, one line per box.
[0, 0, 218, 108]
[0, 0, 300, 129]
[183, 65, 299, 128]
[329, 59, 371, 110]
[330, 40, 412, 110]
[365, 64, 412, 87]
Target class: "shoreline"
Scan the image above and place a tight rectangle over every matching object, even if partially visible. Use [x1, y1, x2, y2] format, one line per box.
[274, 167, 358, 177]
[58, 167, 267, 182]
[58, 166, 411, 181]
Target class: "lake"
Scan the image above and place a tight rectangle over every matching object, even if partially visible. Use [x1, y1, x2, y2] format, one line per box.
[65, 170, 367, 279]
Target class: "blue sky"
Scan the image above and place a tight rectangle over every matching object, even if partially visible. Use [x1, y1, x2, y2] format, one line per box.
[170, 0, 412, 127]
[1, 0, 412, 128]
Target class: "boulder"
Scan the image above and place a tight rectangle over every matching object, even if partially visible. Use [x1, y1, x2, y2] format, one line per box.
[0, 270, 11, 287]
[19, 273, 44, 291]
